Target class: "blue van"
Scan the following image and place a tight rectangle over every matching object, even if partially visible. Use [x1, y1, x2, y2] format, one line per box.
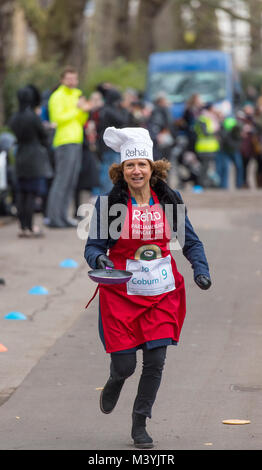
[146, 50, 240, 118]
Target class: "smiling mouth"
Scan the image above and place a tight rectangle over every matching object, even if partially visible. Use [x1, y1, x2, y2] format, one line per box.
[131, 177, 144, 181]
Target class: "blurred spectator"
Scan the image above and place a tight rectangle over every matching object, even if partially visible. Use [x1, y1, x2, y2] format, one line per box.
[217, 116, 243, 189]
[238, 104, 256, 188]
[121, 88, 139, 111]
[252, 98, 262, 188]
[147, 91, 176, 161]
[172, 94, 203, 188]
[179, 93, 203, 152]
[85, 91, 105, 157]
[9, 85, 53, 237]
[31, 87, 58, 222]
[129, 99, 153, 127]
[95, 87, 137, 193]
[118, 89, 140, 127]
[0, 131, 16, 215]
[0, 149, 7, 198]
[74, 91, 105, 212]
[96, 82, 115, 104]
[46, 66, 89, 227]
[245, 85, 258, 105]
[194, 103, 220, 187]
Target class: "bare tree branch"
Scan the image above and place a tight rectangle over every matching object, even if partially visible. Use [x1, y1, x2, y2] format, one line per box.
[198, 0, 261, 25]
[132, 0, 169, 59]
[18, 0, 88, 67]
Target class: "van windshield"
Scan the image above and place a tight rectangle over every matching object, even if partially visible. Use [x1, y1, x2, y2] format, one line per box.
[148, 71, 227, 104]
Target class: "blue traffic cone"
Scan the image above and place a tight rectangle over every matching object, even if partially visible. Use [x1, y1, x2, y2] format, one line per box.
[60, 258, 78, 268]
[28, 285, 49, 295]
[4, 311, 27, 320]
[192, 185, 204, 194]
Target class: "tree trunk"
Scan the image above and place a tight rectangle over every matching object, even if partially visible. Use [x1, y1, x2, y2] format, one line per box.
[170, 0, 188, 50]
[191, 2, 221, 50]
[113, 0, 131, 59]
[0, 0, 15, 126]
[132, 0, 168, 60]
[19, 0, 88, 71]
[248, 0, 262, 67]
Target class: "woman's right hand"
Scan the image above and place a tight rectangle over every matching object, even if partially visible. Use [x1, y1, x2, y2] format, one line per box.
[96, 254, 114, 270]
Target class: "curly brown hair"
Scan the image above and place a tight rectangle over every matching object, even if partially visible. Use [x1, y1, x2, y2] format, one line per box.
[109, 159, 171, 187]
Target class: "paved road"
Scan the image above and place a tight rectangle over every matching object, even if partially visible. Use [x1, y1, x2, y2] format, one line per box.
[0, 189, 262, 450]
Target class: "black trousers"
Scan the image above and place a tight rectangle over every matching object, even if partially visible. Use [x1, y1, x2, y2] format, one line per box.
[17, 191, 36, 231]
[110, 345, 167, 418]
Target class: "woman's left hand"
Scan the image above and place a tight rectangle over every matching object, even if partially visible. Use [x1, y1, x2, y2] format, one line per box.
[195, 275, 211, 290]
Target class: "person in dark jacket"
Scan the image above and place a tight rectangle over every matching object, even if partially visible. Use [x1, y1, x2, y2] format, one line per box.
[147, 92, 176, 161]
[96, 88, 138, 193]
[238, 105, 256, 188]
[218, 117, 244, 189]
[180, 93, 203, 152]
[84, 126, 211, 449]
[9, 85, 53, 237]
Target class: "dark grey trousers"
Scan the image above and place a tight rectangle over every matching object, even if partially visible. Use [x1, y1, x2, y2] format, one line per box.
[47, 143, 82, 226]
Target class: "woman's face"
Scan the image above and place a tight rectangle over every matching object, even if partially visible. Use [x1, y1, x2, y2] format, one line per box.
[123, 159, 152, 191]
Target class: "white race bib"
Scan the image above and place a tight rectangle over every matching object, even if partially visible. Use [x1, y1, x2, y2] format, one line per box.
[126, 255, 175, 296]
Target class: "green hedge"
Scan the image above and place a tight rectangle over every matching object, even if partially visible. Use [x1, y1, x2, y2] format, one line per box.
[82, 57, 147, 97]
[3, 60, 60, 122]
[240, 68, 262, 98]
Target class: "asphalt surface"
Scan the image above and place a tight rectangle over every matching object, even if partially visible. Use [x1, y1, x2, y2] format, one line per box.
[0, 188, 262, 451]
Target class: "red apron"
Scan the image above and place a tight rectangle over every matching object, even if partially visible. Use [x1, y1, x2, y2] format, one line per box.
[98, 189, 186, 353]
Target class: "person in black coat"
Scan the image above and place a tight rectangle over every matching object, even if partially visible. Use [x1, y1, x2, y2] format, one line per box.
[9, 85, 53, 237]
[96, 88, 138, 193]
[147, 92, 176, 161]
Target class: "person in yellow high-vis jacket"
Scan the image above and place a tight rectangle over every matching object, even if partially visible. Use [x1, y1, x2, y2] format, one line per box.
[47, 66, 90, 228]
[194, 103, 220, 188]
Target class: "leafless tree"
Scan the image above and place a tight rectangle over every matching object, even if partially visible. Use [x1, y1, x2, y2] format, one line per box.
[18, 0, 88, 71]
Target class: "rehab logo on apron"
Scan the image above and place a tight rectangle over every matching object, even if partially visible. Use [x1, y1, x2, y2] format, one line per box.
[131, 205, 165, 240]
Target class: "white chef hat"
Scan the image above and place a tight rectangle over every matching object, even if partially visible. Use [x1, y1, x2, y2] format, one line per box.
[103, 127, 153, 164]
